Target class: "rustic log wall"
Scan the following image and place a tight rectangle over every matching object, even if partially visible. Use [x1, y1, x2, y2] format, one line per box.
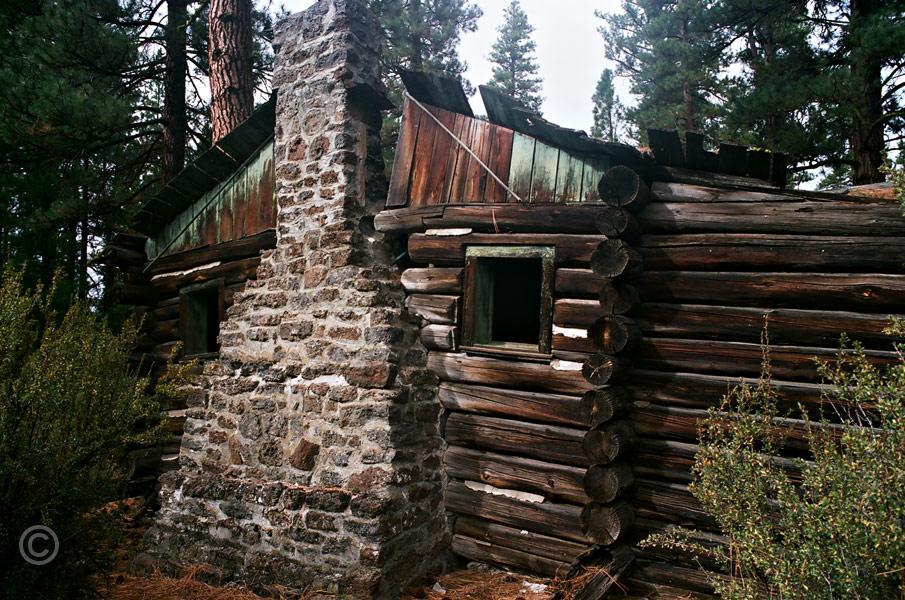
[379, 163, 903, 596]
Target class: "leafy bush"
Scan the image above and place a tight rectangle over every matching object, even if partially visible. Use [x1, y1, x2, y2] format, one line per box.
[0, 270, 183, 598]
[643, 327, 905, 599]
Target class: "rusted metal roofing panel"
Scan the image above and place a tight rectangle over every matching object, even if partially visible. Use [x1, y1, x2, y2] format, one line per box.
[132, 94, 276, 236]
[400, 70, 474, 117]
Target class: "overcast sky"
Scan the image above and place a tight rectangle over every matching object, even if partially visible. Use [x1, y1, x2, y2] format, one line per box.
[279, 0, 627, 132]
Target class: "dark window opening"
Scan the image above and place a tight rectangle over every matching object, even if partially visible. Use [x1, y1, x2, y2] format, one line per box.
[464, 246, 554, 357]
[487, 257, 542, 344]
[181, 280, 223, 356]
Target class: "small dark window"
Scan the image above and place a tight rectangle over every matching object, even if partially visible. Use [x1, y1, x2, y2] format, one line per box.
[180, 279, 224, 357]
[463, 246, 554, 357]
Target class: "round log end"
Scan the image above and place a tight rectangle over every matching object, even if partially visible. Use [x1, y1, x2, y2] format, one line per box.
[580, 500, 636, 545]
[589, 315, 640, 354]
[584, 420, 636, 464]
[597, 166, 650, 211]
[580, 387, 631, 427]
[583, 462, 636, 503]
[598, 281, 640, 315]
[590, 239, 643, 279]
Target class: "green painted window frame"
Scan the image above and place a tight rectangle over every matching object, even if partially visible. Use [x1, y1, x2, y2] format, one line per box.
[179, 278, 225, 358]
[462, 245, 555, 359]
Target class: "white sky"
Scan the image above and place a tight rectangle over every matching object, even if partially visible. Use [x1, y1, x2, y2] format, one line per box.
[278, 0, 626, 132]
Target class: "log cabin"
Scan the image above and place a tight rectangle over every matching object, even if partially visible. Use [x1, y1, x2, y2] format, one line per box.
[120, 1, 905, 596]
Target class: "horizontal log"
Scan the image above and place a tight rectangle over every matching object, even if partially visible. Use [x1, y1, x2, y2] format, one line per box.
[635, 303, 903, 349]
[636, 271, 905, 312]
[636, 337, 898, 382]
[149, 256, 260, 296]
[405, 294, 459, 324]
[555, 268, 611, 298]
[639, 199, 905, 237]
[626, 369, 837, 415]
[409, 233, 606, 266]
[400, 267, 462, 293]
[427, 352, 593, 394]
[584, 462, 635, 503]
[148, 230, 276, 274]
[632, 479, 714, 529]
[630, 558, 718, 596]
[597, 165, 650, 211]
[599, 281, 640, 315]
[445, 480, 589, 543]
[649, 180, 849, 204]
[454, 515, 587, 564]
[553, 333, 596, 354]
[445, 445, 589, 504]
[420, 324, 457, 351]
[438, 381, 590, 428]
[631, 401, 850, 452]
[445, 412, 589, 466]
[582, 354, 634, 386]
[148, 318, 179, 343]
[590, 239, 643, 279]
[583, 420, 636, 464]
[580, 500, 635, 545]
[450, 534, 570, 578]
[554, 298, 601, 328]
[632, 438, 806, 484]
[375, 204, 621, 234]
[637, 234, 905, 273]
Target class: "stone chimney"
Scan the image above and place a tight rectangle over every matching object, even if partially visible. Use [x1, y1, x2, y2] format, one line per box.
[146, 0, 449, 595]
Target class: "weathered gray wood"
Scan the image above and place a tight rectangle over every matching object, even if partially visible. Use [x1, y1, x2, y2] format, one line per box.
[409, 233, 606, 266]
[420, 324, 457, 351]
[554, 298, 601, 328]
[530, 140, 561, 203]
[639, 197, 905, 237]
[582, 354, 634, 386]
[428, 352, 593, 394]
[400, 267, 462, 293]
[555, 268, 611, 298]
[555, 152, 583, 203]
[445, 480, 589, 542]
[583, 462, 635, 503]
[637, 234, 905, 273]
[580, 500, 635, 545]
[405, 294, 459, 324]
[445, 412, 590, 467]
[445, 445, 589, 503]
[634, 271, 905, 311]
[583, 420, 636, 464]
[438, 381, 589, 427]
[597, 165, 651, 211]
[454, 515, 588, 564]
[590, 239, 643, 279]
[635, 303, 903, 349]
[594, 206, 641, 240]
[450, 535, 570, 577]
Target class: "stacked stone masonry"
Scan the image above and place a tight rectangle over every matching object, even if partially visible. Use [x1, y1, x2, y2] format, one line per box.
[146, 1, 450, 596]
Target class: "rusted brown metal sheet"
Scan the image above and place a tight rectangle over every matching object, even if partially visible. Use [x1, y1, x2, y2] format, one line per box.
[146, 141, 276, 261]
[484, 125, 515, 203]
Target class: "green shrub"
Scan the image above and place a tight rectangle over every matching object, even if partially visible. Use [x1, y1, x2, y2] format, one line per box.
[0, 270, 180, 598]
[643, 327, 905, 599]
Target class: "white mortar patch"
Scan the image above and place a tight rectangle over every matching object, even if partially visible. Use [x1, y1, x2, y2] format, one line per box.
[464, 480, 545, 503]
[552, 324, 588, 339]
[150, 261, 222, 280]
[424, 228, 473, 236]
[309, 374, 349, 386]
[551, 359, 583, 371]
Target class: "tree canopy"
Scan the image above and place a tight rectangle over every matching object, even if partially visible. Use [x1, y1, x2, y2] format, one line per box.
[487, 0, 543, 113]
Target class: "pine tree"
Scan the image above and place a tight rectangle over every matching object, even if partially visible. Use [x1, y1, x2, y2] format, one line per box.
[591, 68, 621, 142]
[487, 0, 543, 113]
[598, 0, 729, 143]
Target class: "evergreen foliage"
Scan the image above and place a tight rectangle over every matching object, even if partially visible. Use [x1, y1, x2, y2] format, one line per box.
[487, 0, 543, 113]
[591, 68, 622, 142]
[643, 327, 905, 598]
[0, 270, 190, 598]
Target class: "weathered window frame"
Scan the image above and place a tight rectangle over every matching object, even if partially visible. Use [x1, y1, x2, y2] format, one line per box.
[179, 278, 225, 358]
[462, 245, 554, 360]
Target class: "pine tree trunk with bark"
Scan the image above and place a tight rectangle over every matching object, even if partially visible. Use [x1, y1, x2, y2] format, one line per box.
[163, 0, 187, 182]
[209, 0, 253, 144]
[850, 0, 885, 185]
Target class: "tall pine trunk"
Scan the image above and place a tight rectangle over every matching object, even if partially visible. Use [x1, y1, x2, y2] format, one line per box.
[678, 16, 696, 133]
[209, 0, 253, 144]
[163, 0, 187, 182]
[850, 0, 885, 184]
